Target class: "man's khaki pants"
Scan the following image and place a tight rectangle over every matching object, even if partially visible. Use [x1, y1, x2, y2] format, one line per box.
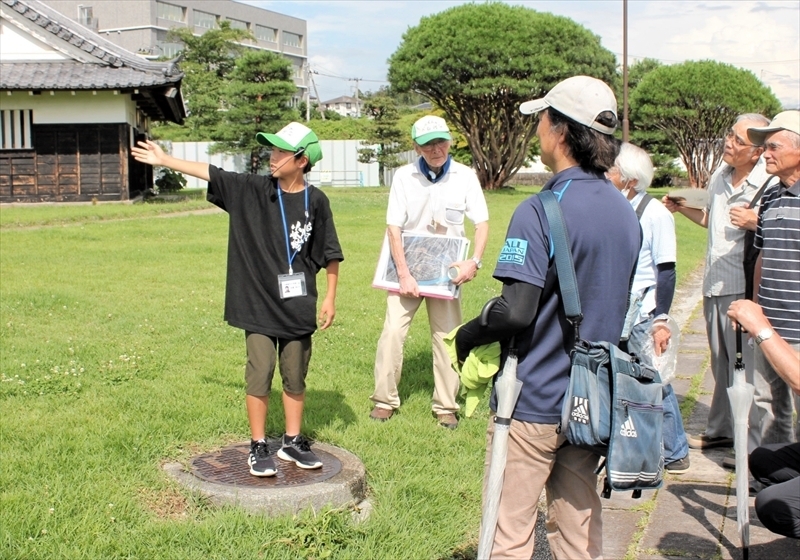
[483, 419, 603, 559]
[371, 292, 461, 414]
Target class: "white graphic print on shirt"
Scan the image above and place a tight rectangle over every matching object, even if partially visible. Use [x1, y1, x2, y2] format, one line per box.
[290, 221, 313, 253]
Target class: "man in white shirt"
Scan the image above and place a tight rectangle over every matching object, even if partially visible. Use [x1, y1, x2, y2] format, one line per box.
[608, 142, 690, 474]
[370, 116, 489, 429]
[663, 113, 774, 452]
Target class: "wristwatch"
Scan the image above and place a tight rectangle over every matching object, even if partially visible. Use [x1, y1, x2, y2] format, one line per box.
[754, 328, 774, 345]
[471, 256, 483, 270]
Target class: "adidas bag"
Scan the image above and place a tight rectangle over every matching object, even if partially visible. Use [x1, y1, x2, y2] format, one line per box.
[539, 188, 664, 498]
[562, 341, 664, 496]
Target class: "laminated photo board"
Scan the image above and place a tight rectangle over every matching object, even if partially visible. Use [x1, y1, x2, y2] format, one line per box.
[665, 188, 709, 210]
[372, 232, 470, 299]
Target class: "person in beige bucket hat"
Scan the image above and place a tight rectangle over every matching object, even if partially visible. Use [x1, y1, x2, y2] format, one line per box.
[746, 110, 800, 448]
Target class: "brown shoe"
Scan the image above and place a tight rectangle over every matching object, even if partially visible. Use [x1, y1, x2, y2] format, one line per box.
[436, 412, 458, 430]
[369, 406, 394, 422]
[687, 434, 733, 449]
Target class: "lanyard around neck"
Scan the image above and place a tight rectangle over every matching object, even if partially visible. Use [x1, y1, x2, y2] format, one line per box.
[276, 183, 309, 274]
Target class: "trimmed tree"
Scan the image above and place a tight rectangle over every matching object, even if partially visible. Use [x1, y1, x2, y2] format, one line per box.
[357, 92, 410, 186]
[155, 22, 252, 141]
[630, 60, 782, 189]
[214, 51, 297, 174]
[388, 3, 616, 190]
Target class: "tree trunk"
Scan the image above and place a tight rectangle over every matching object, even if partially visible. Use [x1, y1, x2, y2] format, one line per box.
[250, 149, 261, 175]
[449, 95, 535, 190]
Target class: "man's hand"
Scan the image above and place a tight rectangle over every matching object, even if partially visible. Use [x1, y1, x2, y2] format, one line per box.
[661, 195, 681, 213]
[449, 259, 479, 286]
[131, 140, 167, 166]
[318, 297, 336, 330]
[730, 206, 758, 231]
[398, 274, 419, 298]
[727, 299, 770, 334]
[651, 322, 671, 357]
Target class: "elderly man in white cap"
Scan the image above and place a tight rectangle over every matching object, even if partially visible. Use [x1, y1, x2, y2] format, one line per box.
[746, 110, 800, 445]
[369, 115, 489, 429]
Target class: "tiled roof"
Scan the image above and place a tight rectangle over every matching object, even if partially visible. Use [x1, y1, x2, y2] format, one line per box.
[1, 61, 178, 89]
[1, 0, 185, 122]
[322, 95, 358, 105]
[1, 0, 183, 85]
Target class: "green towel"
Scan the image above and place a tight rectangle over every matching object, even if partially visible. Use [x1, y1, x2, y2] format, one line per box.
[444, 325, 501, 417]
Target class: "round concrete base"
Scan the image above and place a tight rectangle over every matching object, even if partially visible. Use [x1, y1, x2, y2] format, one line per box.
[164, 441, 367, 518]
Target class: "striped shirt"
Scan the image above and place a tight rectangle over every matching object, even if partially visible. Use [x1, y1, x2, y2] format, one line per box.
[755, 179, 800, 343]
[702, 159, 774, 297]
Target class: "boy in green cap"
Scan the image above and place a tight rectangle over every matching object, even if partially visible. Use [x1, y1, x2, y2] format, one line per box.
[132, 122, 343, 476]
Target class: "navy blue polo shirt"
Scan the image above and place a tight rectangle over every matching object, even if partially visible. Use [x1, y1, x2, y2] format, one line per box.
[491, 167, 641, 424]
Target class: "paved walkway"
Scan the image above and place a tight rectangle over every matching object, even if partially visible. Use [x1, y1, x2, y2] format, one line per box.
[598, 269, 800, 559]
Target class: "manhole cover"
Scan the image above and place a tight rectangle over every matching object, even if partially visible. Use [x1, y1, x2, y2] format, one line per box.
[190, 441, 342, 488]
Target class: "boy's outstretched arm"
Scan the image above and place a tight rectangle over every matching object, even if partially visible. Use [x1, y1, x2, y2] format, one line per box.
[131, 140, 211, 182]
[318, 260, 339, 330]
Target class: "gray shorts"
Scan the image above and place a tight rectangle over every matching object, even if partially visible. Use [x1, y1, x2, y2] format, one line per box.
[244, 332, 312, 396]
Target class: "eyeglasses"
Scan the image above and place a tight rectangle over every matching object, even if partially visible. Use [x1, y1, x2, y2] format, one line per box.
[418, 139, 450, 153]
[725, 129, 758, 148]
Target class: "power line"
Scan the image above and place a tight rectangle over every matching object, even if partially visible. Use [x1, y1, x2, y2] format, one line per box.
[310, 69, 386, 83]
[614, 52, 800, 65]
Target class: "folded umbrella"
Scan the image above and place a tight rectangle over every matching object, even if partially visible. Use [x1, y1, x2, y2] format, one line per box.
[476, 298, 523, 560]
[727, 324, 754, 560]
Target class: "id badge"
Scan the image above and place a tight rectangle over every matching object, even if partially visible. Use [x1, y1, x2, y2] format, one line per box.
[278, 272, 307, 299]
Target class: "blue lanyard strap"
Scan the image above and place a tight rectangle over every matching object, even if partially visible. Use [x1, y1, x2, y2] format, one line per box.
[276, 183, 309, 274]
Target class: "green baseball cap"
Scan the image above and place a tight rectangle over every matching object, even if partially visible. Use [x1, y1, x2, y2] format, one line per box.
[256, 122, 323, 165]
[411, 115, 452, 145]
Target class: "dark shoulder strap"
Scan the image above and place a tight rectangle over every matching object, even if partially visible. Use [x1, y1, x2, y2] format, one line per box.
[748, 176, 776, 209]
[634, 193, 654, 221]
[539, 190, 582, 340]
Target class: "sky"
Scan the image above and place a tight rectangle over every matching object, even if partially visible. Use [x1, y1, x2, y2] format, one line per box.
[246, 0, 800, 110]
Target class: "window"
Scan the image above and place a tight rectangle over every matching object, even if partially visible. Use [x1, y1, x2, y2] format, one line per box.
[1, 109, 33, 150]
[283, 32, 302, 48]
[193, 10, 217, 29]
[254, 24, 276, 42]
[227, 19, 248, 31]
[156, 42, 183, 58]
[77, 5, 94, 27]
[156, 2, 185, 23]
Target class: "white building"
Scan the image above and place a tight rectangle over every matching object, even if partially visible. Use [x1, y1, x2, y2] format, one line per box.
[0, 0, 186, 202]
[320, 95, 360, 118]
[43, 0, 308, 106]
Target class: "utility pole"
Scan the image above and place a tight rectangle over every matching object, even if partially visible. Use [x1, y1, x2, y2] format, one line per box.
[309, 69, 325, 120]
[350, 77, 361, 117]
[305, 62, 311, 122]
[622, 0, 629, 142]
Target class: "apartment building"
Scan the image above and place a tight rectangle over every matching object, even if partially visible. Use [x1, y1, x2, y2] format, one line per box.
[43, 0, 308, 105]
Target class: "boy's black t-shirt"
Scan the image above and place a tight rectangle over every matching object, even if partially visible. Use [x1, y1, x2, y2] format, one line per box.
[207, 165, 344, 339]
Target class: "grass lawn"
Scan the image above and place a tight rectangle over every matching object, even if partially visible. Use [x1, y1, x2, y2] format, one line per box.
[0, 185, 706, 559]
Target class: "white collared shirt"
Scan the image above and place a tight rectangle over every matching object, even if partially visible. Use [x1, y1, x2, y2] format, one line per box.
[386, 159, 489, 237]
[702, 158, 774, 296]
[629, 192, 676, 324]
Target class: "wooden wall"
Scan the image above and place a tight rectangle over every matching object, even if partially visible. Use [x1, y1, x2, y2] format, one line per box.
[0, 123, 133, 203]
